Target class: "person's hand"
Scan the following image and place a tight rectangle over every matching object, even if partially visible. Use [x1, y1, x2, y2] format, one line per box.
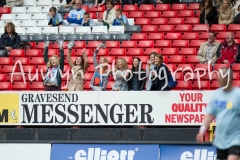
[59, 0, 63, 3]
[96, 44, 102, 50]
[196, 132, 205, 143]
[98, 3, 102, 6]
[5, 47, 11, 51]
[98, 18, 103, 22]
[58, 25, 62, 29]
[223, 60, 229, 64]
[82, 48, 86, 54]
[65, 4, 69, 8]
[94, 4, 98, 7]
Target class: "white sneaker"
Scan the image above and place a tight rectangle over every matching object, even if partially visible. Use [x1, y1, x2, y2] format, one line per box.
[57, 39, 64, 49]
[67, 40, 75, 49]
[44, 41, 50, 48]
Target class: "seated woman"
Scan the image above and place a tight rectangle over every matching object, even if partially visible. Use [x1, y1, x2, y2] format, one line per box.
[128, 57, 146, 91]
[200, 0, 218, 26]
[66, 41, 89, 91]
[59, 0, 75, 8]
[43, 40, 64, 91]
[218, 0, 235, 24]
[47, 7, 63, 28]
[112, 58, 129, 91]
[90, 43, 110, 91]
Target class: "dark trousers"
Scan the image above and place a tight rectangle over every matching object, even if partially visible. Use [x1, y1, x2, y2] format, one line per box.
[44, 86, 61, 91]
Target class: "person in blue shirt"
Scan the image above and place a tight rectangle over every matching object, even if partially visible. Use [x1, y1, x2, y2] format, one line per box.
[81, 12, 95, 26]
[196, 67, 240, 160]
[67, 0, 86, 28]
[47, 7, 63, 29]
[112, 8, 129, 27]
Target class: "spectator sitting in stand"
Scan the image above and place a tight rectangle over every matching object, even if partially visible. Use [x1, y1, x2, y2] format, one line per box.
[0, 22, 20, 56]
[233, 4, 240, 23]
[59, 0, 75, 8]
[112, 9, 129, 27]
[216, 32, 240, 65]
[0, 0, 6, 7]
[218, 0, 235, 24]
[82, 0, 95, 8]
[94, 0, 105, 7]
[122, 0, 145, 7]
[146, 52, 157, 91]
[48, 7, 63, 29]
[232, 0, 240, 16]
[4, 0, 22, 8]
[81, 12, 94, 26]
[200, 0, 218, 26]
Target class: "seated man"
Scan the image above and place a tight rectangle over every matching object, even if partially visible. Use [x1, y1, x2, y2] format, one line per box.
[81, 12, 94, 26]
[4, 0, 23, 8]
[67, 0, 86, 27]
[112, 9, 129, 27]
[217, 32, 240, 65]
[48, 7, 63, 28]
[197, 31, 220, 64]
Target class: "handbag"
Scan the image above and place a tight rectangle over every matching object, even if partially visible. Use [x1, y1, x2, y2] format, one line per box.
[166, 68, 178, 88]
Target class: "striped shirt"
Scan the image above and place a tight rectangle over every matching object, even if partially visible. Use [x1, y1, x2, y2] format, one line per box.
[206, 43, 214, 61]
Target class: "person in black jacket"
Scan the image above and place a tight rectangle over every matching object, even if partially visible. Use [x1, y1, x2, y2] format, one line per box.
[0, 0, 6, 6]
[233, 4, 240, 23]
[150, 54, 170, 91]
[122, 0, 145, 7]
[0, 22, 20, 56]
[128, 57, 146, 91]
[200, 0, 218, 26]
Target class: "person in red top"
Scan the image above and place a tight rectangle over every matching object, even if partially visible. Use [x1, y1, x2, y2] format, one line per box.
[216, 32, 240, 65]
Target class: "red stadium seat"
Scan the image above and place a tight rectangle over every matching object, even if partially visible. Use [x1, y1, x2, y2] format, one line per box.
[26, 49, 41, 57]
[138, 56, 148, 64]
[155, 40, 171, 48]
[213, 64, 230, 70]
[162, 11, 177, 18]
[74, 41, 86, 49]
[144, 48, 161, 56]
[75, 49, 92, 56]
[196, 10, 200, 17]
[178, 64, 194, 72]
[105, 56, 114, 64]
[12, 82, 30, 90]
[168, 55, 185, 64]
[199, 32, 209, 40]
[210, 24, 227, 32]
[151, 18, 167, 25]
[145, 11, 160, 18]
[175, 25, 193, 33]
[232, 64, 240, 71]
[30, 82, 44, 90]
[186, 55, 200, 64]
[88, 41, 101, 48]
[7, 73, 24, 82]
[172, 40, 189, 48]
[63, 49, 75, 56]
[131, 33, 147, 41]
[87, 65, 95, 73]
[121, 41, 137, 48]
[179, 48, 196, 55]
[158, 25, 174, 32]
[9, 49, 24, 57]
[185, 17, 200, 24]
[0, 7, 11, 14]
[22, 65, 36, 73]
[155, 4, 170, 11]
[168, 18, 184, 25]
[64, 57, 76, 64]
[228, 24, 240, 32]
[193, 81, 210, 90]
[37, 42, 52, 49]
[190, 40, 206, 48]
[188, 3, 200, 10]
[106, 81, 114, 90]
[117, 56, 133, 64]
[217, 32, 228, 39]
[41, 49, 58, 56]
[64, 13, 69, 19]
[139, 4, 154, 11]
[165, 33, 181, 40]
[123, 5, 138, 12]
[233, 72, 239, 80]
[135, 18, 151, 25]
[30, 57, 45, 65]
[163, 56, 168, 63]
[211, 81, 220, 90]
[234, 39, 240, 44]
[166, 64, 176, 72]
[175, 81, 192, 90]
[12, 57, 29, 65]
[138, 41, 154, 48]
[37, 65, 47, 73]
[162, 48, 178, 55]
[114, 4, 122, 10]
[178, 10, 194, 18]
[233, 80, 240, 87]
[0, 74, 6, 81]
[0, 82, 12, 90]
[1, 65, 19, 73]
[81, 6, 90, 12]
[182, 33, 199, 40]
[193, 24, 209, 32]
[105, 41, 120, 48]
[174, 72, 183, 80]
[195, 64, 212, 72]
[128, 11, 144, 18]
[90, 5, 105, 12]
[203, 72, 219, 80]
[148, 33, 164, 40]
[29, 42, 36, 49]
[109, 48, 126, 56]
[127, 48, 143, 56]
[235, 32, 240, 39]
[0, 57, 12, 65]
[89, 12, 96, 19]
[171, 4, 187, 10]
[96, 49, 109, 56]
[83, 73, 93, 81]
[142, 25, 158, 33]
[53, 41, 68, 49]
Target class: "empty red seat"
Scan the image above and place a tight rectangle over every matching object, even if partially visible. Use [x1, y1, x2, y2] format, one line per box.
[0, 57, 12, 65]
[97, 49, 109, 56]
[12, 57, 29, 65]
[162, 11, 177, 18]
[144, 48, 161, 55]
[217, 32, 229, 39]
[121, 41, 137, 48]
[128, 11, 144, 18]
[196, 10, 200, 17]
[131, 33, 147, 41]
[81, 6, 90, 12]
[199, 32, 209, 40]
[165, 33, 181, 40]
[235, 32, 240, 39]
[106, 81, 114, 90]
[142, 25, 158, 33]
[37, 42, 52, 49]
[168, 18, 184, 25]
[232, 64, 240, 71]
[9, 49, 24, 57]
[185, 17, 200, 24]
[135, 18, 151, 25]
[213, 64, 230, 70]
[138, 41, 154, 48]
[178, 10, 194, 18]
[0, 74, 6, 81]
[171, 4, 187, 10]
[175, 25, 193, 33]
[90, 5, 105, 12]
[162, 48, 178, 55]
[139, 4, 154, 11]
[145, 11, 160, 18]
[89, 12, 96, 19]
[87, 65, 95, 73]
[188, 3, 200, 10]
[174, 72, 183, 80]
[42, 49, 58, 56]
[193, 81, 210, 90]
[137, 56, 148, 64]
[203, 72, 219, 80]
[228, 24, 240, 32]
[22, 65, 36, 73]
[1, 65, 19, 73]
[210, 24, 227, 32]
[127, 48, 143, 56]
[155, 4, 170, 11]
[105, 41, 120, 48]
[117, 56, 133, 64]
[88, 41, 101, 48]
[123, 5, 138, 12]
[169, 55, 185, 64]
[195, 64, 212, 72]
[12, 82, 30, 90]
[0, 82, 12, 90]
[182, 33, 198, 40]
[193, 24, 209, 32]
[234, 39, 240, 44]
[211, 81, 220, 90]
[175, 81, 192, 90]
[37, 65, 47, 73]
[75, 49, 92, 56]
[109, 48, 126, 56]
[179, 48, 196, 55]
[166, 64, 176, 72]
[30, 82, 44, 90]
[26, 49, 41, 57]
[63, 49, 75, 56]
[8, 73, 24, 82]
[190, 40, 206, 48]
[178, 64, 194, 71]
[233, 72, 239, 80]
[186, 55, 199, 64]
[151, 18, 167, 25]
[0, 7, 11, 14]
[74, 41, 86, 49]
[148, 33, 164, 40]
[26, 73, 40, 82]
[158, 25, 174, 32]
[53, 41, 68, 49]
[114, 4, 122, 10]
[172, 40, 189, 48]
[233, 80, 240, 87]
[155, 40, 171, 48]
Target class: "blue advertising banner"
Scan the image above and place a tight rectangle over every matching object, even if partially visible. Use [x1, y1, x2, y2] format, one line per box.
[51, 144, 159, 160]
[159, 145, 217, 160]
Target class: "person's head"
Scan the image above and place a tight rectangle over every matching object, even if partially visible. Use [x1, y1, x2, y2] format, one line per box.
[238, 4, 240, 12]
[217, 67, 233, 89]
[74, 0, 82, 9]
[208, 31, 216, 43]
[116, 9, 122, 17]
[204, 0, 213, 8]
[4, 22, 15, 34]
[226, 32, 234, 43]
[116, 58, 128, 70]
[105, 0, 114, 10]
[47, 55, 60, 68]
[74, 56, 84, 68]
[221, 0, 231, 10]
[83, 12, 90, 22]
[99, 56, 108, 71]
[49, 7, 57, 17]
[132, 57, 142, 70]
[149, 52, 157, 64]
[154, 54, 163, 66]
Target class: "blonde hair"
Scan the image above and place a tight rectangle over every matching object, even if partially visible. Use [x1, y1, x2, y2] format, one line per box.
[220, 0, 232, 14]
[47, 55, 60, 68]
[99, 56, 108, 71]
[115, 58, 128, 70]
[4, 22, 15, 33]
